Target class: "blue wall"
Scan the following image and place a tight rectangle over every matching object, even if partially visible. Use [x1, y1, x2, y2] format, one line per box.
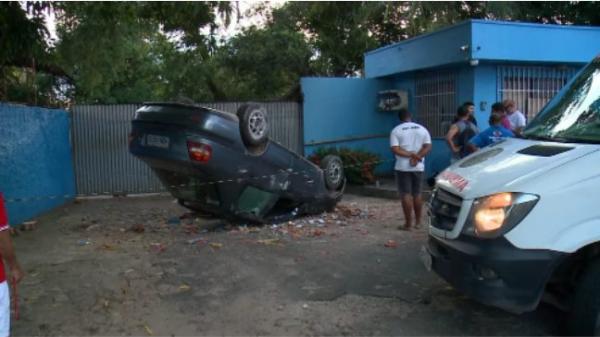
[301, 77, 399, 173]
[0, 104, 76, 225]
[471, 21, 600, 64]
[365, 22, 471, 78]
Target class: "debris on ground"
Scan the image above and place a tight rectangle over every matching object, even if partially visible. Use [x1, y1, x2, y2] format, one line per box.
[21, 221, 38, 231]
[143, 324, 154, 336]
[150, 243, 166, 253]
[130, 224, 145, 233]
[209, 242, 223, 249]
[256, 238, 281, 246]
[167, 217, 181, 226]
[179, 284, 191, 292]
[77, 239, 91, 246]
[384, 240, 398, 248]
[186, 236, 206, 245]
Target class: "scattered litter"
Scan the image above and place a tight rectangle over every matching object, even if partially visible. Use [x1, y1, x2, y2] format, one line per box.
[318, 219, 325, 224]
[186, 236, 205, 245]
[77, 239, 91, 246]
[256, 238, 281, 245]
[310, 229, 326, 237]
[179, 284, 191, 292]
[167, 217, 181, 225]
[130, 224, 145, 233]
[302, 303, 309, 309]
[384, 240, 398, 248]
[209, 242, 223, 249]
[85, 224, 100, 232]
[150, 243, 166, 253]
[100, 244, 116, 251]
[21, 221, 38, 231]
[144, 324, 154, 336]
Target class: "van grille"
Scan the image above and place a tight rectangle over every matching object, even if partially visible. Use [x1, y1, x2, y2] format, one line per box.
[430, 188, 462, 231]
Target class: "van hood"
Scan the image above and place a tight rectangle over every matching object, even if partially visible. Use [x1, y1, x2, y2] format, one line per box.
[436, 138, 599, 199]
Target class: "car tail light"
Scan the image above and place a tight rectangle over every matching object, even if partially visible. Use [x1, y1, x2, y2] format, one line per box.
[187, 141, 212, 162]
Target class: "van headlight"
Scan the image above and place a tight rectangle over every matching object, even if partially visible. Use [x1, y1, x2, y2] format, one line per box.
[463, 192, 539, 238]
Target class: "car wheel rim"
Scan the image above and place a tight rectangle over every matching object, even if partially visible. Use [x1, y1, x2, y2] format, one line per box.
[248, 110, 267, 139]
[327, 161, 342, 185]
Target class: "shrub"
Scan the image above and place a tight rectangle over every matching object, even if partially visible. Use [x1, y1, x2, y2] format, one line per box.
[308, 147, 381, 185]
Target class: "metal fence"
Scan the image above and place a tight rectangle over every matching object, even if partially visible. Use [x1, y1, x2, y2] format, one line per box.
[414, 70, 458, 137]
[71, 102, 302, 196]
[497, 65, 578, 121]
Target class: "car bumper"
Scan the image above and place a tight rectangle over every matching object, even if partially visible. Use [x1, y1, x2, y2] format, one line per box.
[426, 234, 566, 313]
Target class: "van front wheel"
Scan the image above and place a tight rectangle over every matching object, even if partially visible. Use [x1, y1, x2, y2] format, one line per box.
[568, 258, 600, 336]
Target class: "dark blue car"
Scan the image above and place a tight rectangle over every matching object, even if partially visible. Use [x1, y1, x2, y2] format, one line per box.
[129, 102, 345, 223]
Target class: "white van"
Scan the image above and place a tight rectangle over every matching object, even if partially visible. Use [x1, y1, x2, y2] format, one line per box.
[425, 56, 600, 335]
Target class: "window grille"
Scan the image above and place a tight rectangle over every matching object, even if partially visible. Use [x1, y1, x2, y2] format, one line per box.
[497, 65, 578, 122]
[414, 71, 458, 137]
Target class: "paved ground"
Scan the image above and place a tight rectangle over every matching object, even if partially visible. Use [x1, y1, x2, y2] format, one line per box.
[10, 194, 561, 336]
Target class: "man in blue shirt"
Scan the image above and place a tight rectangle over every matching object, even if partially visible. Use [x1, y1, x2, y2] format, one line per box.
[468, 113, 514, 151]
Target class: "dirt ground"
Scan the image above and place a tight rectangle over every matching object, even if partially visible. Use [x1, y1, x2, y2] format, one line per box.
[10, 194, 561, 336]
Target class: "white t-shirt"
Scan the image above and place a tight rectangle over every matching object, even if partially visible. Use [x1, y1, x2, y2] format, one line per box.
[507, 110, 526, 130]
[390, 122, 432, 172]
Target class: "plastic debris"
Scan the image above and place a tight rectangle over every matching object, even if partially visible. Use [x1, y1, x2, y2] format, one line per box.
[384, 240, 398, 248]
[167, 217, 181, 225]
[77, 239, 91, 246]
[144, 324, 154, 336]
[256, 238, 281, 245]
[186, 236, 205, 245]
[302, 303, 309, 309]
[209, 242, 223, 249]
[179, 284, 191, 292]
[150, 243, 166, 253]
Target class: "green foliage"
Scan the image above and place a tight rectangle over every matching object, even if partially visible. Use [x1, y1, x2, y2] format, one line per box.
[308, 147, 381, 185]
[3, 1, 600, 106]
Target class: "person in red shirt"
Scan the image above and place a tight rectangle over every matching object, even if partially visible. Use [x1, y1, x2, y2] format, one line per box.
[0, 193, 24, 337]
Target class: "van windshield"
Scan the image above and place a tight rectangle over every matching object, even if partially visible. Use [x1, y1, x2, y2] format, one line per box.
[524, 58, 600, 143]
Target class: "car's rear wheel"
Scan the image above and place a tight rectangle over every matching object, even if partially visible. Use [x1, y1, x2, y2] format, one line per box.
[320, 155, 344, 191]
[237, 103, 269, 148]
[567, 258, 600, 336]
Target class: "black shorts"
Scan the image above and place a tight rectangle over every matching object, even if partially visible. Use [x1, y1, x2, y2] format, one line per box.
[395, 171, 424, 197]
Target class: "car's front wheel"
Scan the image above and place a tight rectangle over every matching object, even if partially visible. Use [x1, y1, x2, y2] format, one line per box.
[320, 155, 345, 191]
[567, 258, 600, 336]
[237, 103, 269, 148]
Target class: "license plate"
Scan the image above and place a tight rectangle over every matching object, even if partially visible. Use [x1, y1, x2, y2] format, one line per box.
[420, 246, 433, 271]
[146, 134, 170, 149]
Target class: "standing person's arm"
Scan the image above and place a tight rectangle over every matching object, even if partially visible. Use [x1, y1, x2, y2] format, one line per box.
[415, 130, 433, 162]
[0, 231, 23, 284]
[0, 196, 23, 284]
[514, 113, 526, 136]
[445, 124, 460, 154]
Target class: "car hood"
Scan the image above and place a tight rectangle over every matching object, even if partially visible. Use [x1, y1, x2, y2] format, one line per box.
[435, 138, 599, 199]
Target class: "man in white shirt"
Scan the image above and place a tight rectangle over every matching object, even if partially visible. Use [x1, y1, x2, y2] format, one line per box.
[503, 99, 527, 136]
[390, 108, 432, 230]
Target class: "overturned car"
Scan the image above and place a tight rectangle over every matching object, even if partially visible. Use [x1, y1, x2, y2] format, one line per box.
[129, 102, 345, 223]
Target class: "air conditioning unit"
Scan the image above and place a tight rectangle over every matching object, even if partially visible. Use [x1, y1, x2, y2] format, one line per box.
[377, 90, 408, 111]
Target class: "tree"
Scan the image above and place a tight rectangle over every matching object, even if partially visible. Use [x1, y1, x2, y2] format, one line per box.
[53, 1, 233, 103]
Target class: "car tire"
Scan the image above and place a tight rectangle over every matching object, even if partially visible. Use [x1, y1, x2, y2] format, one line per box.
[567, 258, 600, 336]
[320, 155, 344, 191]
[237, 103, 269, 147]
